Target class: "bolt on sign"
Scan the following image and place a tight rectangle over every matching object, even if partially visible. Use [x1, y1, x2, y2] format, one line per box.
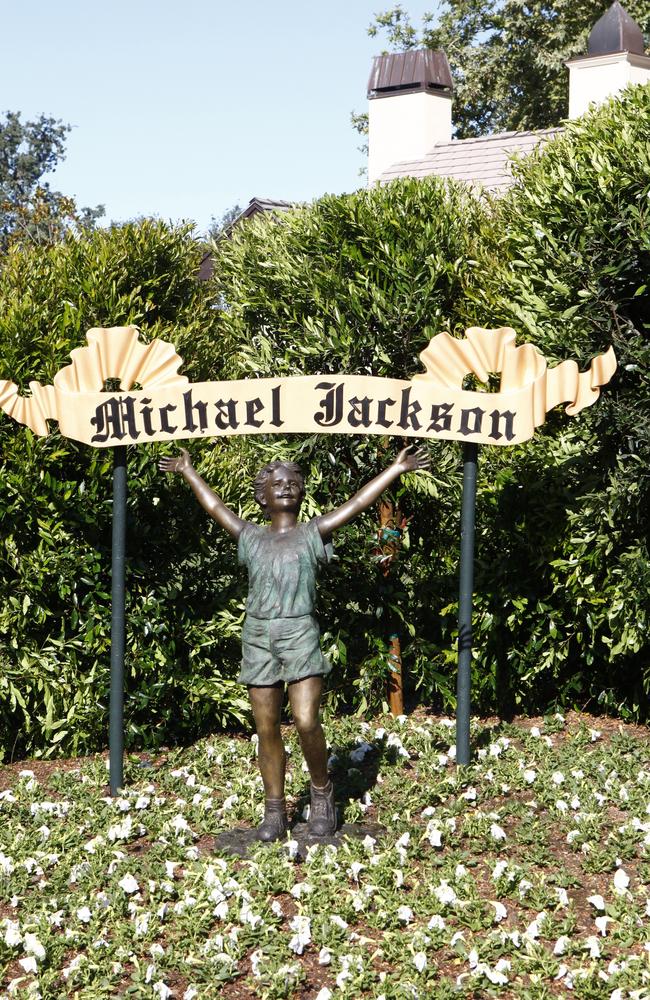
[0, 325, 616, 445]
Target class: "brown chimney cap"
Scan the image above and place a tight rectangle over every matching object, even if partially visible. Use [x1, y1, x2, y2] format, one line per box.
[588, 1, 645, 56]
[367, 49, 453, 98]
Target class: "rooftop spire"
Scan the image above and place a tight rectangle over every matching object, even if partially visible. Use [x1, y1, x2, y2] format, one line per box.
[588, 1, 645, 56]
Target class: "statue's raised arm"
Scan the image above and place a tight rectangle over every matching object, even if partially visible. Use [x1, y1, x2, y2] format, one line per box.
[315, 444, 430, 539]
[159, 447, 247, 540]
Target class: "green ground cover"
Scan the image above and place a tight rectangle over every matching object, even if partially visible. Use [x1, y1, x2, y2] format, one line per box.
[1, 711, 650, 998]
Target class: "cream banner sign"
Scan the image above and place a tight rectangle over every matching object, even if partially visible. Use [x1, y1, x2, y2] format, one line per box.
[0, 325, 617, 448]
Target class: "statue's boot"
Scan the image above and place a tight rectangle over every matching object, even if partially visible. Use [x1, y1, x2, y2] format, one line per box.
[308, 780, 337, 837]
[256, 797, 288, 842]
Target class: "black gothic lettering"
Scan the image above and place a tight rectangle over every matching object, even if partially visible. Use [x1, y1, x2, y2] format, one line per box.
[245, 398, 264, 428]
[348, 396, 372, 428]
[397, 387, 422, 431]
[270, 385, 284, 427]
[314, 382, 344, 427]
[159, 404, 178, 434]
[459, 406, 485, 436]
[214, 399, 238, 430]
[489, 409, 516, 442]
[90, 396, 140, 443]
[183, 389, 208, 433]
[427, 402, 454, 434]
[139, 398, 155, 436]
[376, 397, 395, 429]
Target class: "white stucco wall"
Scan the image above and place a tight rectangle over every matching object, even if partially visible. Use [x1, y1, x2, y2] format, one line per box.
[567, 51, 650, 118]
[368, 90, 452, 186]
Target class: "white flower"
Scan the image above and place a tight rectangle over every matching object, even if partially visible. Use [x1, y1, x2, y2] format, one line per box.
[118, 874, 140, 894]
[135, 912, 151, 936]
[23, 932, 46, 961]
[397, 905, 414, 923]
[76, 906, 92, 923]
[462, 787, 477, 801]
[434, 881, 457, 905]
[285, 839, 299, 860]
[556, 887, 569, 906]
[428, 914, 446, 930]
[315, 990, 332, 1000]
[490, 823, 507, 842]
[492, 860, 508, 880]
[288, 915, 311, 954]
[291, 881, 314, 897]
[3, 920, 22, 947]
[0, 853, 15, 874]
[523, 769, 536, 784]
[613, 868, 630, 894]
[135, 796, 151, 810]
[524, 913, 546, 940]
[84, 835, 106, 854]
[153, 983, 172, 999]
[588, 894, 606, 911]
[530, 726, 541, 737]
[107, 816, 133, 841]
[491, 901, 507, 923]
[62, 954, 86, 980]
[590, 729, 601, 742]
[426, 821, 443, 848]
[554, 936, 569, 955]
[330, 915, 348, 930]
[595, 915, 612, 935]
[318, 947, 332, 965]
[413, 952, 427, 972]
[18, 956, 38, 974]
[349, 741, 374, 764]
[552, 771, 565, 785]
[584, 935, 601, 958]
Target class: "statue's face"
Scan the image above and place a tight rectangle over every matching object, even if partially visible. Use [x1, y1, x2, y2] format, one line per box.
[261, 466, 304, 514]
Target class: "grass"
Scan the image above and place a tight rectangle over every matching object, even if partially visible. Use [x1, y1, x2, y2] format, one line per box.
[1, 710, 650, 999]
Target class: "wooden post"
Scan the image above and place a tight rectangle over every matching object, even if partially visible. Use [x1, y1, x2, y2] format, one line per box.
[378, 497, 406, 716]
[388, 633, 404, 716]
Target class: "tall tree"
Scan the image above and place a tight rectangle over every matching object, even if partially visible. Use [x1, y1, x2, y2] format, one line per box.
[361, 1, 650, 137]
[0, 111, 104, 251]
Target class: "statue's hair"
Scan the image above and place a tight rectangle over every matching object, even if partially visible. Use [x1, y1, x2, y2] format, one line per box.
[253, 460, 305, 513]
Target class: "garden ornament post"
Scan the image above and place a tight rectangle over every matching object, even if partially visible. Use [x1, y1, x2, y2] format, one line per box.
[0, 324, 616, 793]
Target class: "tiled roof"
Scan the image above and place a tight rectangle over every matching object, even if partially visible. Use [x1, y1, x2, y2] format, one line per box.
[379, 128, 562, 192]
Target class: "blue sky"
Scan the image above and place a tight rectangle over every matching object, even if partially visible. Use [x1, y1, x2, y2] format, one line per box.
[1, 1, 434, 235]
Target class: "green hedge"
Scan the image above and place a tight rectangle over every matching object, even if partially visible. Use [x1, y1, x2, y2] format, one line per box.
[1, 87, 649, 759]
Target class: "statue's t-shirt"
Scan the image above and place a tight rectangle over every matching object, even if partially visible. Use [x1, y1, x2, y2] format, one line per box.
[237, 519, 332, 620]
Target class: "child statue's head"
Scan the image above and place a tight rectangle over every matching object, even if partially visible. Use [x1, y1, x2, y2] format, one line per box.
[254, 460, 305, 518]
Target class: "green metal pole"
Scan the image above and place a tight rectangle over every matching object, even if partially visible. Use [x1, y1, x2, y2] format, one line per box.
[109, 445, 127, 795]
[456, 442, 478, 767]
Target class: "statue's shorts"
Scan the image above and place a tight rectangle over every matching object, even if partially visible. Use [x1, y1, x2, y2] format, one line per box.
[239, 614, 332, 686]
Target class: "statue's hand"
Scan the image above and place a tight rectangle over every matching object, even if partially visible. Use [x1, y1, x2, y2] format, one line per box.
[159, 447, 193, 475]
[395, 444, 430, 474]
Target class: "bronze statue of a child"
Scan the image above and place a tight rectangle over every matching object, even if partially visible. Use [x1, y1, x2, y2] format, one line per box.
[160, 445, 428, 841]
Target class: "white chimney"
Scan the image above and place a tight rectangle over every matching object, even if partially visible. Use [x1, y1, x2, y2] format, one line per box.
[566, 1, 650, 118]
[367, 49, 453, 186]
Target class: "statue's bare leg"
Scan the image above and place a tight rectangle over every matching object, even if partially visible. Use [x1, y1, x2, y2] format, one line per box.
[287, 675, 328, 786]
[248, 683, 285, 798]
[289, 675, 336, 835]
